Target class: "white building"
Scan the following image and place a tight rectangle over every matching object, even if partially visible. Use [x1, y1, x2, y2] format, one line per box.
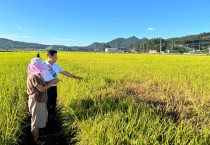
[105, 48, 118, 53]
[149, 50, 157, 53]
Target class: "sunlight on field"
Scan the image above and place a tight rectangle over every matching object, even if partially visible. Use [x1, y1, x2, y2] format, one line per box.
[0, 52, 210, 144]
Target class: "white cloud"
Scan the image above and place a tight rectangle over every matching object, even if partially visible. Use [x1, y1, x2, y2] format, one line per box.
[148, 27, 156, 31]
[49, 37, 75, 41]
[17, 25, 30, 31]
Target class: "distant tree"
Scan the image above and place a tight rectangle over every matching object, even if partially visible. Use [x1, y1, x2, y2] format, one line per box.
[100, 43, 111, 51]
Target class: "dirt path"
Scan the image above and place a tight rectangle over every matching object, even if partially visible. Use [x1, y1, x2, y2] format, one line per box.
[18, 110, 69, 145]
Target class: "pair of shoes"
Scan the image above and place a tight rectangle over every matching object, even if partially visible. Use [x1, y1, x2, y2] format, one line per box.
[34, 140, 45, 145]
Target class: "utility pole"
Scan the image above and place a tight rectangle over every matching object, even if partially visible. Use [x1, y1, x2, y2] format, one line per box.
[125, 39, 127, 50]
[171, 40, 173, 50]
[199, 42, 201, 51]
[208, 46, 210, 54]
[160, 38, 162, 53]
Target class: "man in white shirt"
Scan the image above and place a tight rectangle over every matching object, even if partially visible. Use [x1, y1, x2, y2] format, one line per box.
[44, 50, 83, 124]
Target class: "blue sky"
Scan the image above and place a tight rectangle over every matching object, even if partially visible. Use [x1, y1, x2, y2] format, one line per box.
[0, 0, 210, 46]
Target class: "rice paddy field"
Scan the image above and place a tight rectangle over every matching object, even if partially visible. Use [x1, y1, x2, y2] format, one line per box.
[0, 52, 210, 145]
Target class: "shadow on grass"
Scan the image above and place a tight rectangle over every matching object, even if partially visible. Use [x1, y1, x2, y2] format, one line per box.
[69, 95, 179, 124]
[64, 79, 202, 144]
[67, 96, 210, 144]
[18, 105, 70, 145]
[69, 97, 127, 121]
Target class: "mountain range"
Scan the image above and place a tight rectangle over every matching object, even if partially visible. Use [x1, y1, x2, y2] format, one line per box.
[0, 32, 210, 52]
[0, 36, 148, 51]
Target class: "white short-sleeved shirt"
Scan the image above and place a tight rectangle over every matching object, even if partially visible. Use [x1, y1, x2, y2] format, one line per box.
[44, 61, 64, 86]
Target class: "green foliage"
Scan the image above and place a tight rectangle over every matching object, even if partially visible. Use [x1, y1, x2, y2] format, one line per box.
[133, 32, 210, 53]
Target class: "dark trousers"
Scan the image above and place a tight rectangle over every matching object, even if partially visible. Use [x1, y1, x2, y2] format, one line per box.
[47, 86, 57, 123]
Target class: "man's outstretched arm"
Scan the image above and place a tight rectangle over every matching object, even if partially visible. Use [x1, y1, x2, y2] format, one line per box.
[60, 70, 83, 80]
